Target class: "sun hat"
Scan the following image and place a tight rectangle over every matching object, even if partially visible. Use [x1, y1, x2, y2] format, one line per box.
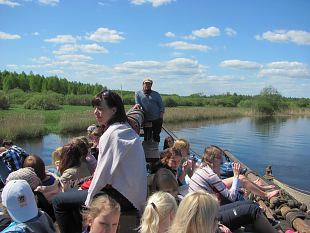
[143, 78, 153, 84]
[1, 180, 38, 222]
[6, 167, 42, 190]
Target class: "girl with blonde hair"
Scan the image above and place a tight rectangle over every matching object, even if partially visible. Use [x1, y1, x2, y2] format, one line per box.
[82, 194, 121, 233]
[139, 191, 177, 233]
[173, 138, 197, 184]
[169, 190, 221, 233]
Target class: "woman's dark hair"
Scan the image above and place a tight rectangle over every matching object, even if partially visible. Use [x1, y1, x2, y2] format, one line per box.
[91, 90, 127, 127]
[58, 143, 83, 175]
[23, 154, 46, 181]
[163, 136, 174, 150]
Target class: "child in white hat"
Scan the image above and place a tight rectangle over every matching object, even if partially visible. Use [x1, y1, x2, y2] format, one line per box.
[1, 179, 55, 233]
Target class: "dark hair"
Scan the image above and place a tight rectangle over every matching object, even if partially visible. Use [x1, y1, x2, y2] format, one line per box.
[58, 143, 84, 175]
[23, 154, 46, 181]
[91, 90, 128, 128]
[163, 136, 174, 150]
[2, 139, 13, 148]
[160, 147, 182, 165]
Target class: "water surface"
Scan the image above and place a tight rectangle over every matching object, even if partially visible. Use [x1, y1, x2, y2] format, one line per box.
[16, 116, 310, 191]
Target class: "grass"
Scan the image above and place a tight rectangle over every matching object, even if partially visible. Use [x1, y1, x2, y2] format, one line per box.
[1, 105, 309, 140]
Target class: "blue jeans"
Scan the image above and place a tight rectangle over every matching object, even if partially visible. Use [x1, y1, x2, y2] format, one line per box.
[219, 200, 277, 233]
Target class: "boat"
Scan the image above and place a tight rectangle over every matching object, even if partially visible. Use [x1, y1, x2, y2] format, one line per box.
[221, 149, 310, 233]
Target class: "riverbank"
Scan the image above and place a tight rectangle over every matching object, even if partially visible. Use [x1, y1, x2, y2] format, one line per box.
[1, 105, 310, 140]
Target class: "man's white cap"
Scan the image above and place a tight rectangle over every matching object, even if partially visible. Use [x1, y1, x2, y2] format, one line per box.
[1, 180, 38, 222]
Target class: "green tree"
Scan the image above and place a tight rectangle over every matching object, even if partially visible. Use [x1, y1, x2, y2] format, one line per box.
[0, 91, 10, 109]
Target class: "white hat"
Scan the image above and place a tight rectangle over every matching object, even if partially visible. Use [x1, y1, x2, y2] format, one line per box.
[1, 180, 38, 223]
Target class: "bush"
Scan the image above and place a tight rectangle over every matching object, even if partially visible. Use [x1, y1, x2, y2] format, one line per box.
[65, 94, 93, 106]
[164, 97, 178, 107]
[24, 95, 61, 110]
[7, 88, 29, 104]
[0, 91, 10, 109]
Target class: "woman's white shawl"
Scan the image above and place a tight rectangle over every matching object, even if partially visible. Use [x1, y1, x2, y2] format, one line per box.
[85, 123, 147, 212]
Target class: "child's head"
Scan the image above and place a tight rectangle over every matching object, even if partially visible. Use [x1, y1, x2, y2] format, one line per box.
[161, 147, 182, 171]
[1, 180, 38, 223]
[82, 195, 121, 233]
[6, 167, 42, 190]
[174, 138, 190, 159]
[169, 190, 219, 233]
[151, 168, 179, 197]
[139, 191, 177, 233]
[23, 154, 46, 181]
[52, 146, 62, 167]
[163, 136, 174, 150]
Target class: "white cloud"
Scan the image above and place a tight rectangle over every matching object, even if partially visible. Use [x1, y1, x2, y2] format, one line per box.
[38, 0, 59, 6]
[129, 0, 145, 5]
[87, 27, 124, 43]
[32, 56, 51, 63]
[220, 60, 262, 70]
[53, 43, 108, 55]
[45, 35, 77, 43]
[79, 43, 108, 53]
[129, 0, 175, 7]
[162, 41, 211, 52]
[225, 27, 237, 37]
[6, 64, 18, 69]
[255, 30, 310, 45]
[0, 0, 20, 7]
[32, 32, 40, 36]
[165, 31, 175, 38]
[47, 69, 64, 75]
[53, 44, 77, 55]
[0, 31, 21, 40]
[192, 27, 220, 39]
[56, 54, 92, 62]
[259, 61, 310, 78]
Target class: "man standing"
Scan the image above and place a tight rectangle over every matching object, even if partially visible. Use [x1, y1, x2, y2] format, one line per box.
[134, 78, 165, 142]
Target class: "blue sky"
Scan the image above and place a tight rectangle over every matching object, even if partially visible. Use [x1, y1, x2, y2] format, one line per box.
[1, 0, 310, 97]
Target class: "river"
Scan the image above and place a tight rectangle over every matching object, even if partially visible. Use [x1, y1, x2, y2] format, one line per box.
[16, 116, 310, 191]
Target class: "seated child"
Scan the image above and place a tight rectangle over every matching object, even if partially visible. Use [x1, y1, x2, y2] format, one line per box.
[1, 180, 55, 233]
[81, 194, 121, 233]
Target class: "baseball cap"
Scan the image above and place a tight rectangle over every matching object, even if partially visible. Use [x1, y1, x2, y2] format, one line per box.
[1, 180, 38, 222]
[143, 78, 153, 84]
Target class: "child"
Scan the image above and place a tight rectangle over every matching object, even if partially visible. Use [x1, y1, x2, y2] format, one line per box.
[81, 194, 121, 233]
[139, 191, 177, 233]
[1, 180, 55, 233]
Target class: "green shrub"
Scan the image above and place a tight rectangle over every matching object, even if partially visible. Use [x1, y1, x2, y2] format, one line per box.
[65, 94, 93, 106]
[7, 88, 29, 104]
[0, 91, 10, 109]
[24, 95, 61, 110]
[164, 97, 178, 107]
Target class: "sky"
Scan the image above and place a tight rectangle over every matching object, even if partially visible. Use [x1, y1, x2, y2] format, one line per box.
[1, 0, 310, 97]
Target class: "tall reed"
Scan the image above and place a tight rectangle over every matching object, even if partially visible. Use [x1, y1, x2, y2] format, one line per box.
[58, 110, 95, 134]
[0, 113, 45, 140]
[164, 107, 249, 123]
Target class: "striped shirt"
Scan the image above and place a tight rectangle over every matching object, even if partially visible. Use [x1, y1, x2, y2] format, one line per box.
[189, 165, 240, 202]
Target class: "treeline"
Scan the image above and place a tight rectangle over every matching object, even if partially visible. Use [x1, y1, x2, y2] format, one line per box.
[1, 70, 310, 115]
[0, 70, 104, 95]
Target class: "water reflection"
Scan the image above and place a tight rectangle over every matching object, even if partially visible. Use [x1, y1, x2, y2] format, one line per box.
[165, 117, 242, 131]
[251, 116, 289, 136]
